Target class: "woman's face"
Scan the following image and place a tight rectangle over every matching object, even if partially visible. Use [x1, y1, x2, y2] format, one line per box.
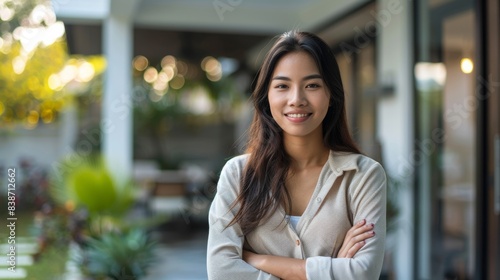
[268, 51, 330, 140]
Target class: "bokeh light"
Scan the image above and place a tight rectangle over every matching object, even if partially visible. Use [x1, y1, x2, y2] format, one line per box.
[176, 60, 188, 76]
[161, 66, 175, 81]
[41, 109, 54, 123]
[0, 6, 15, 21]
[170, 74, 185, 90]
[460, 58, 473, 74]
[27, 110, 39, 124]
[76, 61, 95, 82]
[144, 67, 158, 83]
[12, 56, 26, 74]
[161, 55, 176, 68]
[201, 56, 222, 82]
[59, 64, 78, 84]
[133, 55, 149, 71]
[48, 74, 63, 91]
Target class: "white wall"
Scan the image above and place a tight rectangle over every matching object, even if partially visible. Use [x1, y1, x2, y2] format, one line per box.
[0, 105, 77, 180]
[376, 0, 415, 279]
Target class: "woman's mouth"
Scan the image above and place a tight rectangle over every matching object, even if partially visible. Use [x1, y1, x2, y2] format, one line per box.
[284, 113, 312, 122]
[285, 113, 311, 118]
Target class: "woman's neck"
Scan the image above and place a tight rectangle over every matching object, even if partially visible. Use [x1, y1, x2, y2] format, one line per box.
[284, 135, 329, 170]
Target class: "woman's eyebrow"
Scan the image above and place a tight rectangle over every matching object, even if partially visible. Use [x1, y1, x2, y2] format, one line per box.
[272, 74, 323, 81]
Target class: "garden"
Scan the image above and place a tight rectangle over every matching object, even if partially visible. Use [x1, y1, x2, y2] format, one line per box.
[1, 1, 242, 279]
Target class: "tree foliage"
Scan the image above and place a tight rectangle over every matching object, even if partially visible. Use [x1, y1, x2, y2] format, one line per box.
[0, 0, 71, 128]
[0, 39, 68, 127]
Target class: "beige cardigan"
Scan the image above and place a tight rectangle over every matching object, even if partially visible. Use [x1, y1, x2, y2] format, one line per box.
[207, 151, 387, 279]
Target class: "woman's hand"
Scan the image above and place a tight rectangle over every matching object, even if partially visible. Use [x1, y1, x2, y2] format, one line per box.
[337, 219, 375, 258]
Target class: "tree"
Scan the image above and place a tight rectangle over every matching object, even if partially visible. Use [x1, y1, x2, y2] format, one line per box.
[0, 0, 69, 128]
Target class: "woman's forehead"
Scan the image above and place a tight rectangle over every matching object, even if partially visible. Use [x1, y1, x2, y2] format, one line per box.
[271, 52, 321, 78]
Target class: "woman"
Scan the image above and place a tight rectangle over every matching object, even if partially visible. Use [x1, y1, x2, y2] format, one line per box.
[207, 31, 386, 280]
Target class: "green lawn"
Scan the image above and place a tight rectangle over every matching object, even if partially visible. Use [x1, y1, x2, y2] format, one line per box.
[24, 246, 68, 280]
[1, 209, 69, 280]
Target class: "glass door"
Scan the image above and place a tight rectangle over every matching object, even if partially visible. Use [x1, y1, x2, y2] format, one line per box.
[415, 0, 480, 279]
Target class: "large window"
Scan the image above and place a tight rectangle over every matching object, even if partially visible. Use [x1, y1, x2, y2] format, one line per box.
[415, 0, 478, 279]
[336, 41, 379, 161]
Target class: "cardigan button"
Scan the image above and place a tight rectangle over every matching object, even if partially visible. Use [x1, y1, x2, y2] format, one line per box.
[316, 197, 322, 203]
[296, 239, 300, 246]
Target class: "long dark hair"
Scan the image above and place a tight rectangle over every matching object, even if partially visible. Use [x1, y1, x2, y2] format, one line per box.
[229, 30, 360, 235]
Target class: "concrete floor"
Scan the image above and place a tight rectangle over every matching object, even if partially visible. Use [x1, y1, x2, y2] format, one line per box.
[144, 227, 208, 280]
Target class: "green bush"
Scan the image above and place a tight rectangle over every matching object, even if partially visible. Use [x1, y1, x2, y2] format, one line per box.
[50, 155, 133, 216]
[77, 229, 157, 280]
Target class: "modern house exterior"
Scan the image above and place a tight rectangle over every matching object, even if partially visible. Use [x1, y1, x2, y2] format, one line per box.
[12, 0, 499, 279]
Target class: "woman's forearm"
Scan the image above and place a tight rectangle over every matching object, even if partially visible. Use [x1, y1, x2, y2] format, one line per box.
[241, 220, 375, 279]
[243, 251, 306, 280]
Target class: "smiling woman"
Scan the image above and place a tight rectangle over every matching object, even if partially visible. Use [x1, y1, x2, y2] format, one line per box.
[268, 51, 330, 140]
[207, 31, 387, 280]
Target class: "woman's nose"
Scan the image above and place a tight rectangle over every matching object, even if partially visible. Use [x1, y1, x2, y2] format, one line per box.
[289, 87, 307, 107]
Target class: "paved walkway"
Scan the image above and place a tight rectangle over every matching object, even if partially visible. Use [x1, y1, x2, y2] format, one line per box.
[144, 228, 208, 280]
[0, 237, 38, 279]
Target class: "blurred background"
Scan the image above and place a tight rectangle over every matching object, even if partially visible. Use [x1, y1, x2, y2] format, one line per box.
[0, 0, 499, 279]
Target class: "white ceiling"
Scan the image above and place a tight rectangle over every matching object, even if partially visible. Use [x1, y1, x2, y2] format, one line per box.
[55, 0, 372, 65]
[55, 0, 370, 35]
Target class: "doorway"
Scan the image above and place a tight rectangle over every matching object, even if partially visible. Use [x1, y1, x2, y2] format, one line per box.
[415, 0, 479, 279]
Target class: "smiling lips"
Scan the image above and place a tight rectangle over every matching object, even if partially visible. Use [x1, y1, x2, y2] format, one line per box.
[284, 113, 312, 123]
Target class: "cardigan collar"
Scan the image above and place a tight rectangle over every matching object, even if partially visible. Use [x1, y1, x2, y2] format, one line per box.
[327, 151, 361, 175]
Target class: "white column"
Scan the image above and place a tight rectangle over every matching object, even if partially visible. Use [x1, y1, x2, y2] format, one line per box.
[376, 0, 415, 279]
[102, 16, 133, 185]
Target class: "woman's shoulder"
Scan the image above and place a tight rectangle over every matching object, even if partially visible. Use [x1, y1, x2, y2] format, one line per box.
[223, 154, 249, 169]
[332, 152, 387, 198]
[356, 154, 384, 172]
[219, 154, 250, 178]
[330, 151, 384, 174]
[215, 154, 249, 197]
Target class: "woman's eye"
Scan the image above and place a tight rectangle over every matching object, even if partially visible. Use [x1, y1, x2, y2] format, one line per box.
[274, 84, 288, 89]
[306, 83, 320, 88]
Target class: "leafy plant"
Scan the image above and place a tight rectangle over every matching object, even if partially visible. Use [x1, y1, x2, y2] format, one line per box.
[48, 154, 168, 279]
[50, 155, 133, 214]
[49, 154, 137, 241]
[77, 229, 157, 280]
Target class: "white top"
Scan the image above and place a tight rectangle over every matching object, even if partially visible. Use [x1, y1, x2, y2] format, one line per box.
[287, 215, 301, 231]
